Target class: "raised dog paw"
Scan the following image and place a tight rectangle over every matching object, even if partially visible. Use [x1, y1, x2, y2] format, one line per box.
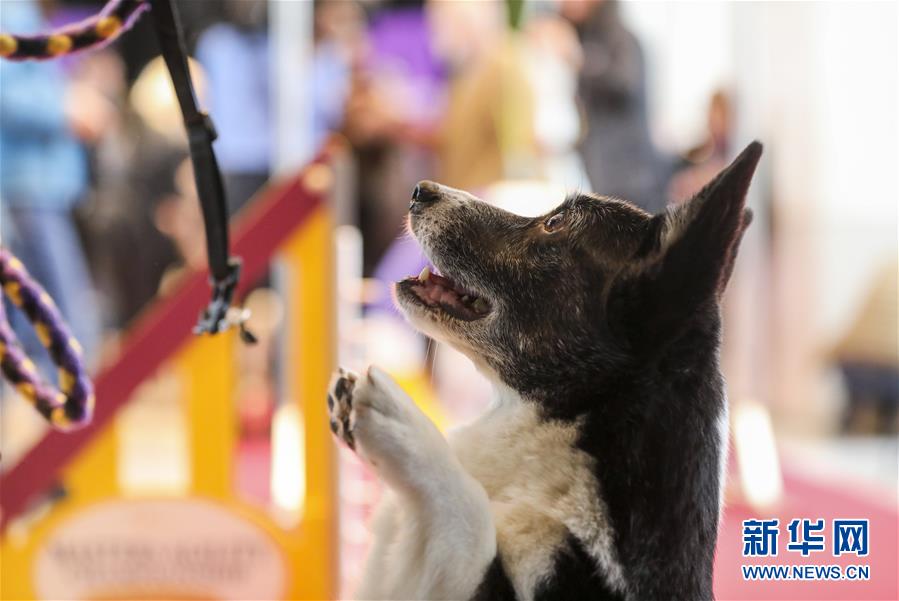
[327, 367, 359, 450]
[327, 365, 407, 453]
[327, 365, 451, 486]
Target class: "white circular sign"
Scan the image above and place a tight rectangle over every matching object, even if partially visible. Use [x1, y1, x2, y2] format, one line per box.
[34, 498, 287, 600]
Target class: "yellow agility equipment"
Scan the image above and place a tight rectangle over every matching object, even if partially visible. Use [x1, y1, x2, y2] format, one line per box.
[1, 156, 339, 600]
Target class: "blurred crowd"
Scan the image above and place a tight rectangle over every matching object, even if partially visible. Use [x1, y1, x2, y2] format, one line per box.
[2, 0, 894, 436]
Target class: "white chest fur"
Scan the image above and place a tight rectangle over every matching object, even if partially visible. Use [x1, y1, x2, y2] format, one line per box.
[448, 388, 626, 600]
[352, 378, 625, 601]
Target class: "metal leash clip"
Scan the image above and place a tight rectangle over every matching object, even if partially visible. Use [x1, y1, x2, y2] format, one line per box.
[194, 258, 257, 344]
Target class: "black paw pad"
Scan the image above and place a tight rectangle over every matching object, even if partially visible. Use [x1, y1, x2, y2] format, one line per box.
[328, 369, 358, 450]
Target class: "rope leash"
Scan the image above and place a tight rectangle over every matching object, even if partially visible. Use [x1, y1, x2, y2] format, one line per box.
[0, 0, 148, 61]
[0, 248, 94, 431]
[0, 0, 258, 430]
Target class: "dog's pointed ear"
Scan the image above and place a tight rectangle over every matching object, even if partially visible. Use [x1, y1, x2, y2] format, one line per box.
[613, 141, 762, 353]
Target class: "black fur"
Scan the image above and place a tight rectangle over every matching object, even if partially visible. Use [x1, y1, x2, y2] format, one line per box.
[471, 537, 627, 601]
[471, 556, 517, 601]
[400, 142, 763, 600]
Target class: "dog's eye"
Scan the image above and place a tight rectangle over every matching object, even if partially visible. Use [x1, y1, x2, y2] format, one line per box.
[543, 212, 566, 232]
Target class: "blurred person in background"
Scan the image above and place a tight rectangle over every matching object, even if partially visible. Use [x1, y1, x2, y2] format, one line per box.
[0, 0, 102, 374]
[313, 0, 363, 147]
[363, 0, 590, 307]
[668, 90, 735, 204]
[196, 0, 353, 216]
[428, 0, 528, 191]
[830, 260, 899, 434]
[429, 1, 590, 195]
[195, 0, 271, 215]
[560, 0, 671, 213]
[67, 49, 180, 341]
[356, 0, 517, 303]
[410, 0, 587, 195]
[522, 11, 589, 189]
[342, 0, 442, 276]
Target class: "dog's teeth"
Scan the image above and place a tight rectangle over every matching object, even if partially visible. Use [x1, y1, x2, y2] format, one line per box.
[419, 266, 430, 282]
[473, 298, 488, 313]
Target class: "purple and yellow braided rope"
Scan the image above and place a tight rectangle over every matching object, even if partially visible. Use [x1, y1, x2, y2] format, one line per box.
[0, 0, 148, 62]
[0, 247, 94, 431]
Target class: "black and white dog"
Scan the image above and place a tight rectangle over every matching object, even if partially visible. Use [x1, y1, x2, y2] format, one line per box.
[328, 142, 763, 600]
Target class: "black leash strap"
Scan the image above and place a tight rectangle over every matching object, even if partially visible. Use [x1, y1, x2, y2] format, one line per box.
[149, 0, 255, 343]
[0, 0, 255, 342]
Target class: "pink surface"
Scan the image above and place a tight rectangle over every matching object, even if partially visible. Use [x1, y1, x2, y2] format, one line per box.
[235, 438, 271, 504]
[714, 467, 898, 600]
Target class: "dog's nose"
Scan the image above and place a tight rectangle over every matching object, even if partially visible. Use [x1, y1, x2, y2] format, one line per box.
[410, 180, 441, 210]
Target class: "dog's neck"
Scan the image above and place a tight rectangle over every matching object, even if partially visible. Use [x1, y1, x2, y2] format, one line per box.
[449, 378, 628, 598]
[459, 340, 726, 600]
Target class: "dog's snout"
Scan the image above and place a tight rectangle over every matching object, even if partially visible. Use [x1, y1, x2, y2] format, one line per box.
[410, 180, 441, 211]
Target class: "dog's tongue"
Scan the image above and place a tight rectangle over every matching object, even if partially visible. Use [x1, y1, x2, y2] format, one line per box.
[430, 271, 459, 291]
[413, 265, 489, 318]
[421, 266, 468, 295]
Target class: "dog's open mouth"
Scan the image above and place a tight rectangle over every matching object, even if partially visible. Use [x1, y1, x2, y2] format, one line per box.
[401, 266, 491, 321]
